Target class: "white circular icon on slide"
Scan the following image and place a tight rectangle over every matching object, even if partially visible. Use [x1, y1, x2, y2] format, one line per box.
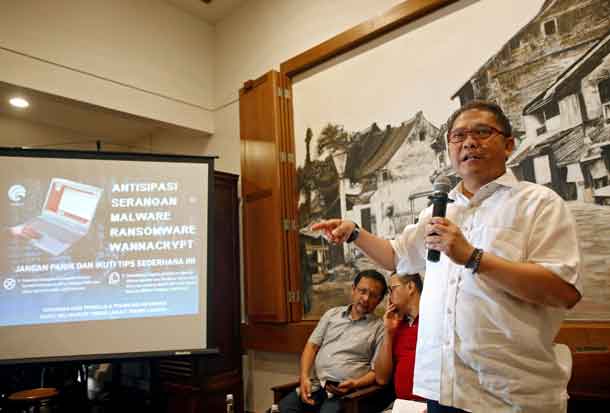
[8, 185, 26, 202]
[108, 272, 121, 285]
[3, 278, 16, 290]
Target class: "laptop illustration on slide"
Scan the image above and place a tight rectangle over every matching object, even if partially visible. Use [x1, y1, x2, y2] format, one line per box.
[14, 178, 103, 256]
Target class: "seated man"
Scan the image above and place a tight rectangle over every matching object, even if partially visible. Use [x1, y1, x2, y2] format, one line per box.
[279, 269, 388, 413]
[375, 272, 423, 402]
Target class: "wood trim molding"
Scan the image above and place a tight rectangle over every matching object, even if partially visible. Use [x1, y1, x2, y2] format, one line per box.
[555, 321, 610, 352]
[280, 0, 458, 77]
[241, 321, 317, 353]
[242, 321, 610, 354]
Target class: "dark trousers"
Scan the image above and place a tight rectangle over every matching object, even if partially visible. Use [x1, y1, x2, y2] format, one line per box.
[278, 389, 341, 413]
[426, 400, 470, 413]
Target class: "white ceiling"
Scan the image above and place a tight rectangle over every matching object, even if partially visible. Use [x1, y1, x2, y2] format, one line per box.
[165, 0, 246, 24]
[0, 81, 207, 148]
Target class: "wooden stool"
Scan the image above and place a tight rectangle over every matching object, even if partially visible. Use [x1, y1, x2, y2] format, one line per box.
[7, 387, 59, 413]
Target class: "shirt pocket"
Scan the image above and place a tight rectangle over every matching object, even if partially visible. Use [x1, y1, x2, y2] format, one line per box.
[476, 226, 525, 262]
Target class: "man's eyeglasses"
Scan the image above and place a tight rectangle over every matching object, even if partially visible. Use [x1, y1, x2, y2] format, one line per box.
[356, 287, 382, 300]
[447, 124, 506, 144]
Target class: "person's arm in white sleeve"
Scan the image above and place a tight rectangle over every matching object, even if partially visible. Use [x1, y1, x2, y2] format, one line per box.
[425, 196, 581, 309]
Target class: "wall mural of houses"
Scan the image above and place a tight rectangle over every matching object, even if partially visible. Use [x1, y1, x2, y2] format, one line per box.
[293, 0, 610, 320]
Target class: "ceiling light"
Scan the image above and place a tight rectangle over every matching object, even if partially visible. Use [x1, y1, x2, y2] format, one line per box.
[9, 97, 29, 108]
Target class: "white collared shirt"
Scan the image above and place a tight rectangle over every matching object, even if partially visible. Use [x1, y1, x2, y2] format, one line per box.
[390, 173, 582, 412]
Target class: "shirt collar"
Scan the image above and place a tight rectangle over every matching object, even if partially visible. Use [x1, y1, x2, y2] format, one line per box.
[449, 171, 518, 204]
[343, 304, 371, 321]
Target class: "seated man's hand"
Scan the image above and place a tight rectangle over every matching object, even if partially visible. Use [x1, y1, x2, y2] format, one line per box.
[383, 303, 401, 336]
[299, 377, 315, 405]
[328, 379, 357, 396]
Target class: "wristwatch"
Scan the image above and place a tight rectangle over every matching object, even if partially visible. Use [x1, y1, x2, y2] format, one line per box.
[346, 222, 360, 243]
[465, 248, 483, 273]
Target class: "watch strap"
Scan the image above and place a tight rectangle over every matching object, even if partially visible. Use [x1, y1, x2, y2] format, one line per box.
[346, 222, 360, 243]
[465, 248, 483, 273]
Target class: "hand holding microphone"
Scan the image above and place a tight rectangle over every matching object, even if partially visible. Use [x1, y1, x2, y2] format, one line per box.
[426, 176, 452, 262]
[424, 177, 475, 265]
[426, 217, 474, 266]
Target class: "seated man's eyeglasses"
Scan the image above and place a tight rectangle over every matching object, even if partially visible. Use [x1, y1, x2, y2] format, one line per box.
[447, 124, 507, 143]
[356, 287, 382, 300]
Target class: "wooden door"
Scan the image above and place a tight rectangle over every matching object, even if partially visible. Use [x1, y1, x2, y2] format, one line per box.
[240, 70, 301, 322]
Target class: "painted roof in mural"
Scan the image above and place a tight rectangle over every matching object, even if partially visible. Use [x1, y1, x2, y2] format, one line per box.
[451, 0, 607, 99]
[508, 125, 587, 167]
[524, 29, 610, 114]
[344, 111, 430, 182]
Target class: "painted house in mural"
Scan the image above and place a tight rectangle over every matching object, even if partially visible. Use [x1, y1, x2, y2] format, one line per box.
[340, 112, 440, 254]
[510, 30, 610, 205]
[296, 113, 439, 286]
[452, 0, 610, 138]
[297, 133, 341, 289]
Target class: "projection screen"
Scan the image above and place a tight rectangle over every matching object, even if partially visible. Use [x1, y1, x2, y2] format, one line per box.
[0, 148, 214, 364]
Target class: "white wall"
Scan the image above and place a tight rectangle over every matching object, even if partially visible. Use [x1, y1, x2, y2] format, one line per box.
[214, 0, 405, 108]
[0, 113, 111, 151]
[213, 1, 407, 411]
[129, 101, 240, 174]
[0, 0, 214, 133]
[207, 103, 241, 174]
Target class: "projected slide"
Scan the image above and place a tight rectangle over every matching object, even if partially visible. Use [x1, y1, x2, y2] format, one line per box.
[0, 155, 209, 329]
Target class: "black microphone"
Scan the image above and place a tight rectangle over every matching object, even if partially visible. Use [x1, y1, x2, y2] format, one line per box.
[427, 175, 452, 262]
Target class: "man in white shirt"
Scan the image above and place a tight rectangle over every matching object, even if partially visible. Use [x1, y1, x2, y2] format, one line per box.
[312, 100, 582, 413]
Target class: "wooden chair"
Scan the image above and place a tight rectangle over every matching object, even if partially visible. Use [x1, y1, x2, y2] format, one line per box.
[271, 381, 394, 413]
[568, 351, 610, 401]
